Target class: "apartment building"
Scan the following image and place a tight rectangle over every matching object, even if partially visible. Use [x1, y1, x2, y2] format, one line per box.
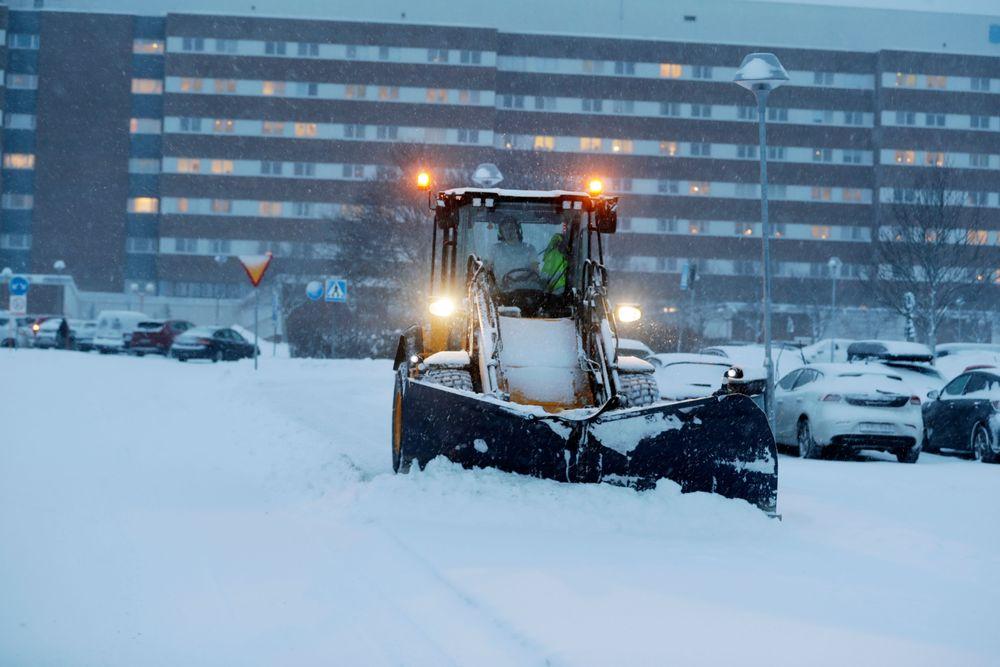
[0, 0, 998, 336]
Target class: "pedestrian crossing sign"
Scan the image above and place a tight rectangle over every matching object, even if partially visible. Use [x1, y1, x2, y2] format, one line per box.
[325, 278, 347, 302]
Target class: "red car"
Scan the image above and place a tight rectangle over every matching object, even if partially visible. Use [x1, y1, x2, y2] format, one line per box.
[127, 319, 194, 356]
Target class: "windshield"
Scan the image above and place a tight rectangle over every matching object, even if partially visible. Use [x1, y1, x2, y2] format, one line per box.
[457, 201, 587, 295]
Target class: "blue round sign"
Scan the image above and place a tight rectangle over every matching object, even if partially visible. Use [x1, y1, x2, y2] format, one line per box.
[9, 276, 29, 296]
[305, 280, 324, 301]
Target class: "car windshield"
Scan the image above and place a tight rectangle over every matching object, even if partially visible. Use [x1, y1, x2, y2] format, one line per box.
[457, 201, 587, 295]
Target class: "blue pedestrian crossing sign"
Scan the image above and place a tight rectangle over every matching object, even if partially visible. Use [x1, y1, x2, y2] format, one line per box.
[324, 278, 347, 303]
[9, 275, 29, 296]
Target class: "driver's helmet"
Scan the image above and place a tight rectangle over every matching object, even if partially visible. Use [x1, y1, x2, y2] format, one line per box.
[498, 215, 523, 243]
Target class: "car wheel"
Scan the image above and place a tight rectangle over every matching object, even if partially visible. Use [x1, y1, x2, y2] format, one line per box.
[896, 440, 921, 464]
[797, 418, 822, 459]
[213, 349, 223, 363]
[178, 357, 187, 363]
[922, 429, 939, 454]
[970, 423, 997, 463]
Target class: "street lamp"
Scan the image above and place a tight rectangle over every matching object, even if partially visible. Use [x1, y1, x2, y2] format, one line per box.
[53, 259, 66, 272]
[214, 254, 229, 324]
[734, 52, 789, 433]
[828, 256, 842, 361]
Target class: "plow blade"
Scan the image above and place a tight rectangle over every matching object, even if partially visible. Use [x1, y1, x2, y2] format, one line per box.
[397, 378, 777, 513]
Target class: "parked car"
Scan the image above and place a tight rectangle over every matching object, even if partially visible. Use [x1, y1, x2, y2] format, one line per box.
[93, 311, 149, 354]
[934, 343, 1000, 358]
[74, 320, 98, 351]
[617, 338, 653, 360]
[0, 312, 30, 348]
[170, 326, 258, 362]
[846, 340, 945, 397]
[934, 351, 1000, 382]
[773, 363, 923, 463]
[700, 343, 805, 377]
[22, 315, 59, 347]
[647, 353, 734, 400]
[127, 319, 194, 356]
[33, 318, 75, 349]
[923, 370, 1000, 463]
[799, 338, 854, 364]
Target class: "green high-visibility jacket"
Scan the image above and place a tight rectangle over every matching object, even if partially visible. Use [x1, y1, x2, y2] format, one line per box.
[541, 235, 568, 292]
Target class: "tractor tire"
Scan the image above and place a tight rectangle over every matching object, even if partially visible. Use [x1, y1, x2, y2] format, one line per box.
[422, 368, 474, 393]
[619, 372, 659, 408]
[391, 372, 410, 474]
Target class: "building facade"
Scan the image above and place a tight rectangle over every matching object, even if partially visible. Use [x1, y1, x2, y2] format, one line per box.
[0, 0, 998, 339]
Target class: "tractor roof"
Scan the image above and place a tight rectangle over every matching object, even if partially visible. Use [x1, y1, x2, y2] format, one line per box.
[440, 188, 617, 204]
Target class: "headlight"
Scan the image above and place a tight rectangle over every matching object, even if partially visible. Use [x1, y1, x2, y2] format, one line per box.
[616, 304, 642, 323]
[428, 296, 456, 317]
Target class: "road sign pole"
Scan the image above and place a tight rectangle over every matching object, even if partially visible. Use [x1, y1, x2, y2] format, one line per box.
[254, 287, 259, 370]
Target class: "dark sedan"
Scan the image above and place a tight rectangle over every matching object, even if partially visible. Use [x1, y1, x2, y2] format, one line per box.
[923, 370, 1000, 463]
[169, 326, 258, 362]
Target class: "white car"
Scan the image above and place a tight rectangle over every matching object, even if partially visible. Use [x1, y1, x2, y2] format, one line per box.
[799, 338, 853, 364]
[93, 310, 149, 354]
[647, 353, 734, 400]
[774, 363, 923, 463]
[617, 338, 653, 360]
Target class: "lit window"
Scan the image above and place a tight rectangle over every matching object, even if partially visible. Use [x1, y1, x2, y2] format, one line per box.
[378, 86, 400, 100]
[811, 225, 831, 239]
[133, 39, 163, 54]
[812, 148, 833, 163]
[688, 221, 705, 234]
[659, 141, 678, 156]
[130, 118, 162, 134]
[842, 189, 863, 202]
[426, 88, 449, 103]
[262, 121, 286, 135]
[214, 79, 237, 94]
[211, 199, 232, 214]
[894, 150, 916, 164]
[810, 188, 832, 201]
[895, 72, 917, 87]
[460, 90, 483, 105]
[132, 78, 163, 94]
[689, 182, 710, 196]
[345, 84, 367, 99]
[926, 152, 946, 167]
[213, 119, 235, 133]
[967, 230, 989, 244]
[611, 139, 633, 153]
[128, 159, 160, 174]
[580, 137, 603, 151]
[533, 135, 555, 151]
[259, 201, 283, 216]
[176, 158, 201, 173]
[293, 122, 317, 137]
[262, 81, 286, 96]
[3, 153, 35, 169]
[659, 63, 682, 78]
[128, 197, 159, 214]
[175, 198, 189, 214]
[180, 78, 203, 93]
[211, 160, 234, 175]
[926, 75, 947, 89]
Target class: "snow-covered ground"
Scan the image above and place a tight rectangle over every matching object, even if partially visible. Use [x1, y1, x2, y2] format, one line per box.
[1, 350, 998, 666]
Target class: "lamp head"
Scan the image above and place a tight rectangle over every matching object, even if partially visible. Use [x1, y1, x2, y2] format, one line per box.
[734, 53, 789, 93]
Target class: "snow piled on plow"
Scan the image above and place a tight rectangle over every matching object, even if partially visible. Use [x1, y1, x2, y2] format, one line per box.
[2, 352, 998, 667]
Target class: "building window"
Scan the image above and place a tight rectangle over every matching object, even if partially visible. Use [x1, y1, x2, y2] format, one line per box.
[611, 99, 634, 114]
[260, 161, 283, 175]
[970, 115, 991, 129]
[614, 61, 636, 75]
[293, 162, 316, 176]
[174, 238, 198, 253]
[659, 141, 678, 156]
[378, 86, 401, 101]
[460, 50, 482, 64]
[737, 145, 758, 159]
[345, 84, 367, 99]
[132, 39, 163, 54]
[290, 122, 316, 137]
[297, 82, 319, 97]
[132, 78, 163, 94]
[659, 102, 681, 117]
[767, 107, 788, 122]
[181, 37, 205, 52]
[843, 111, 864, 125]
[500, 94, 525, 109]
[457, 129, 480, 144]
[813, 71, 834, 85]
[811, 225, 831, 239]
[457, 90, 481, 105]
[657, 218, 677, 233]
[1, 194, 34, 209]
[812, 148, 833, 163]
[211, 160, 234, 174]
[842, 188, 863, 202]
[810, 187, 832, 202]
[262, 121, 285, 135]
[688, 221, 706, 234]
[657, 180, 679, 194]
[128, 158, 160, 174]
[259, 201, 283, 216]
[213, 79, 236, 94]
[611, 139, 634, 154]
[967, 229, 989, 244]
[659, 63, 682, 78]
[211, 199, 232, 214]
[262, 81, 286, 96]
[971, 77, 991, 92]
[293, 202, 315, 217]
[2, 153, 35, 170]
[298, 42, 319, 57]
[894, 111, 916, 125]
[737, 105, 756, 120]
[812, 110, 834, 124]
[534, 96, 556, 110]
[213, 119, 235, 133]
[843, 150, 863, 164]
[130, 118, 162, 134]
[4, 113, 37, 130]
[125, 237, 157, 254]
[926, 75, 947, 89]
[691, 103, 712, 118]
[968, 191, 989, 207]
[691, 65, 713, 79]
[533, 135, 555, 151]
[581, 60, 604, 74]
[179, 117, 203, 132]
[690, 142, 711, 157]
[894, 150, 916, 164]
[209, 239, 232, 254]
[6, 74, 38, 90]
[176, 158, 201, 173]
[921, 151, 945, 167]
[969, 153, 990, 168]
[342, 164, 365, 179]
[264, 41, 287, 55]
[128, 197, 159, 214]
[215, 39, 238, 54]
[427, 48, 449, 63]
[378, 46, 392, 61]
[376, 125, 399, 140]
[613, 178, 633, 192]
[426, 88, 449, 103]
[582, 98, 604, 112]
[895, 72, 917, 87]
[689, 182, 710, 196]
[179, 78, 203, 93]
[343, 124, 365, 138]
[767, 146, 786, 161]
[924, 113, 946, 127]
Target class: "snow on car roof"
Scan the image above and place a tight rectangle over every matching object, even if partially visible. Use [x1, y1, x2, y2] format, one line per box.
[848, 340, 933, 360]
[649, 353, 733, 366]
[806, 362, 904, 380]
[442, 188, 597, 199]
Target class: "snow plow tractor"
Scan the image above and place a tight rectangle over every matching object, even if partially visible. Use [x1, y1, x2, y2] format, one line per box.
[391, 180, 778, 513]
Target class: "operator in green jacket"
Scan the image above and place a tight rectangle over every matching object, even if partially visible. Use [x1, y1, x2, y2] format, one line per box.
[541, 232, 570, 293]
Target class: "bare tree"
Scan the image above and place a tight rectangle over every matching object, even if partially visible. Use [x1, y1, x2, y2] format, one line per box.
[868, 167, 997, 353]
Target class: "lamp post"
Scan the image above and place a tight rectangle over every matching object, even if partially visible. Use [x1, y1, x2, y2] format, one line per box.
[828, 256, 841, 361]
[214, 254, 228, 324]
[734, 52, 789, 433]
